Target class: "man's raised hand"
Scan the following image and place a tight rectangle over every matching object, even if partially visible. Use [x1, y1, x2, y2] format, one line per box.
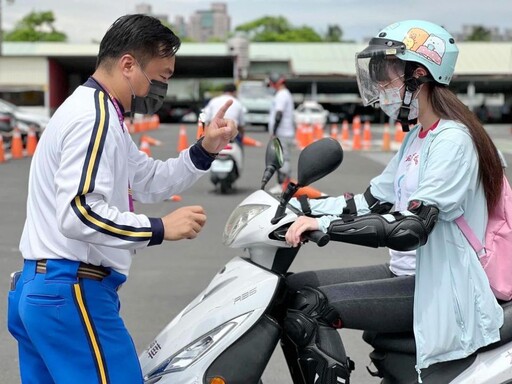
[201, 99, 238, 154]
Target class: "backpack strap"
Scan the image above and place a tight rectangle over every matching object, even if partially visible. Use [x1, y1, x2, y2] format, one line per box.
[454, 216, 486, 256]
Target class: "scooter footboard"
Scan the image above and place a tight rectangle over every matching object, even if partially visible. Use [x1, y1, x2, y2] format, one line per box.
[205, 315, 281, 384]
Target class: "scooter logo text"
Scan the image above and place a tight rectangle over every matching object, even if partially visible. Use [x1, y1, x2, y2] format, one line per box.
[233, 287, 257, 304]
[147, 341, 162, 359]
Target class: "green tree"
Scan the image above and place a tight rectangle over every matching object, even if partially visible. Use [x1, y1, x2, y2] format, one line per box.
[465, 25, 492, 41]
[235, 16, 323, 42]
[325, 24, 343, 42]
[4, 11, 67, 42]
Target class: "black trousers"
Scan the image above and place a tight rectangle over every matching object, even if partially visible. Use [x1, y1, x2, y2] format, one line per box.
[286, 263, 415, 333]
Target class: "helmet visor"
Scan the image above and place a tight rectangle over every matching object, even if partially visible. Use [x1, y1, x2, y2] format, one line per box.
[355, 39, 406, 106]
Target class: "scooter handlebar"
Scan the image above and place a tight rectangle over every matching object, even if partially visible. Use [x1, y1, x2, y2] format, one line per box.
[303, 230, 330, 247]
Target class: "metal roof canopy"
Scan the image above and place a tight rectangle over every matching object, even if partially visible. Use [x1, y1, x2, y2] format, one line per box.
[3, 41, 512, 94]
[49, 55, 234, 78]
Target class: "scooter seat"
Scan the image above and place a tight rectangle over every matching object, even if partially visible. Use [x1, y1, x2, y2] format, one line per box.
[363, 299, 512, 354]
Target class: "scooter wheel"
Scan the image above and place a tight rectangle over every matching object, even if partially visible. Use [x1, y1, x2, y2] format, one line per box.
[220, 180, 231, 194]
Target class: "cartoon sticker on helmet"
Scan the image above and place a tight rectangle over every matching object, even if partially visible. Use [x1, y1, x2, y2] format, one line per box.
[403, 28, 446, 65]
[403, 28, 429, 51]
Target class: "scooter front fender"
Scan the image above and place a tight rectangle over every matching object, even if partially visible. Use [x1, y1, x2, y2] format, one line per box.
[140, 256, 280, 383]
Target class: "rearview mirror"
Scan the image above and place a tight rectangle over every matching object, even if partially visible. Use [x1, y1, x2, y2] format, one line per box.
[260, 138, 284, 189]
[297, 138, 343, 187]
[271, 138, 343, 224]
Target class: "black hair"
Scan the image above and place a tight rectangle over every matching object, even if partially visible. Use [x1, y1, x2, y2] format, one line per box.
[223, 83, 237, 93]
[96, 14, 181, 70]
[428, 83, 503, 211]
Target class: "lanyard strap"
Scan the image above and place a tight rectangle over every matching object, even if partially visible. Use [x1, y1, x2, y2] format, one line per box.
[89, 77, 125, 130]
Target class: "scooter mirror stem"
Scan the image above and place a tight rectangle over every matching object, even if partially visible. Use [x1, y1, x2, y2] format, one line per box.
[271, 181, 299, 224]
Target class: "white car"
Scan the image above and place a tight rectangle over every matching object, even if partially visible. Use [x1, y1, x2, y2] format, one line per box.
[294, 100, 329, 126]
[238, 81, 273, 127]
[0, 98, 50, 134]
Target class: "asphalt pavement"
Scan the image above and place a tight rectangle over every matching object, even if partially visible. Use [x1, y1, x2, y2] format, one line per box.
[1, 122, 511, 383]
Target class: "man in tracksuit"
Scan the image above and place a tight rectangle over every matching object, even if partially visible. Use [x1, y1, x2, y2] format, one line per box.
[7, 14, 237, 384]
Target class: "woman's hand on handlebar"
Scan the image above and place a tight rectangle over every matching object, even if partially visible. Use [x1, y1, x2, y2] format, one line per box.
[285, 216, 320, 247]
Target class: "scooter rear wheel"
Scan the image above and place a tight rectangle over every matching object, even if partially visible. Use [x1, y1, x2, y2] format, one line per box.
[220, 180, 231, 194]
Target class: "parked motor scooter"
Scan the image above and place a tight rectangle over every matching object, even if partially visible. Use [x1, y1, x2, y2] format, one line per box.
[139, 137, 512, 384]
[198, 111, 244, 194]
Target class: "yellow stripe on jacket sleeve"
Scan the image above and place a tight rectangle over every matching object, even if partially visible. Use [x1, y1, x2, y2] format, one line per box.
[71, 90, 153, 242]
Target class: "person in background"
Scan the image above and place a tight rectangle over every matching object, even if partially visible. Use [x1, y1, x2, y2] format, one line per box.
[282, 20, 504, 383]
[475, 101, 490, 123]
[267, 73, 295, 193]
[203, 82, 245, 147]
[8, 14, 237, 384]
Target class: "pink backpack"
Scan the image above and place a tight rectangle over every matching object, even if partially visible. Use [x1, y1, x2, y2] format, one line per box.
[455, 174, 512, 301]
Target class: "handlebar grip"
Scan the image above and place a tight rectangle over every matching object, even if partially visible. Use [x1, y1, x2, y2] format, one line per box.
[303, 230, 330, 247]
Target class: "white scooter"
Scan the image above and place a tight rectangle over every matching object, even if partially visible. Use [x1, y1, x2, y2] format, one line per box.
[210, 139, 243, 194]
[139, 138, 512, 384]
[198, 111, 244, 194]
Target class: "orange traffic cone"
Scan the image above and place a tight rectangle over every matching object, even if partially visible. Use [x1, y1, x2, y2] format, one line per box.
[11, 128, 24, 159]
[139, 139, 151, 157]
[362, 120, 372, 150]
[313, 123, 323, 141]
[294, 185, 325, 199]
[132, 117, 141, 133]
[0, 135, 5, 163]
[296, 123, 306, 149]
[196, 120, 204, 140]
[142, 116, 150, 132]
[352, 116, 362, 151]
[26, 126, 38, 156]
[149, 114, 160, 130]
[304, 124, 314, 148]
[282, 178, 326, 199]
[382, 123, 391, 152]
[394, 121, 405, 143]
[330, 124, 339, 140]
[340, 119, 350, 144]
[242, 135, 263, 147]
[177, 125, 189, 153]
[140, 134, 162, 147]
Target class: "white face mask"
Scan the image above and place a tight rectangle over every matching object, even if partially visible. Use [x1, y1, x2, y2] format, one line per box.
[379, 85, 419, 121]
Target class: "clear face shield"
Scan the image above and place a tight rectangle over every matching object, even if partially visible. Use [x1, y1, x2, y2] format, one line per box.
[355, 39, 407, 106]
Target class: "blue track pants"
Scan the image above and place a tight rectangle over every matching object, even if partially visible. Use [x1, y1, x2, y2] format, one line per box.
[8, 259, 143, 384]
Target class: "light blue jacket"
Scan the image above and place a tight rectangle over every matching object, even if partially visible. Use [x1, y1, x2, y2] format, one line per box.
[371, 120, 503, 376]
[307, 119, 503, 379]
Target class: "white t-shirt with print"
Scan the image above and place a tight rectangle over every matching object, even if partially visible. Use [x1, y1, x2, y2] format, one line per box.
[389, 131, 425, 276]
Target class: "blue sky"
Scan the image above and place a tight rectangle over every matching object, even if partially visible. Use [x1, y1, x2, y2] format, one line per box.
[3, 0, 512, 43]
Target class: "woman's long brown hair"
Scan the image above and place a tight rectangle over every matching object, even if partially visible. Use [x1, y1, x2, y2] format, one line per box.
[428, 84, 503, 211]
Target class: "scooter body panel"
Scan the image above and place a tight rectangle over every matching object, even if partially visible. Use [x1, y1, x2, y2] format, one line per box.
[140, 256, 280, 383]
[211, 158, 234, 174]
[449, 341, 512, 383]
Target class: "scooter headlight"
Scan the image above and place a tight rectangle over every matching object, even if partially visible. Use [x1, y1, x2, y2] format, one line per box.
[223, 204, 270, 246]
[144, 312, 252, 382]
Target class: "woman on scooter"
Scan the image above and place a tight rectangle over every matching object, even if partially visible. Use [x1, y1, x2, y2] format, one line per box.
[283, 19, 504, 383]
